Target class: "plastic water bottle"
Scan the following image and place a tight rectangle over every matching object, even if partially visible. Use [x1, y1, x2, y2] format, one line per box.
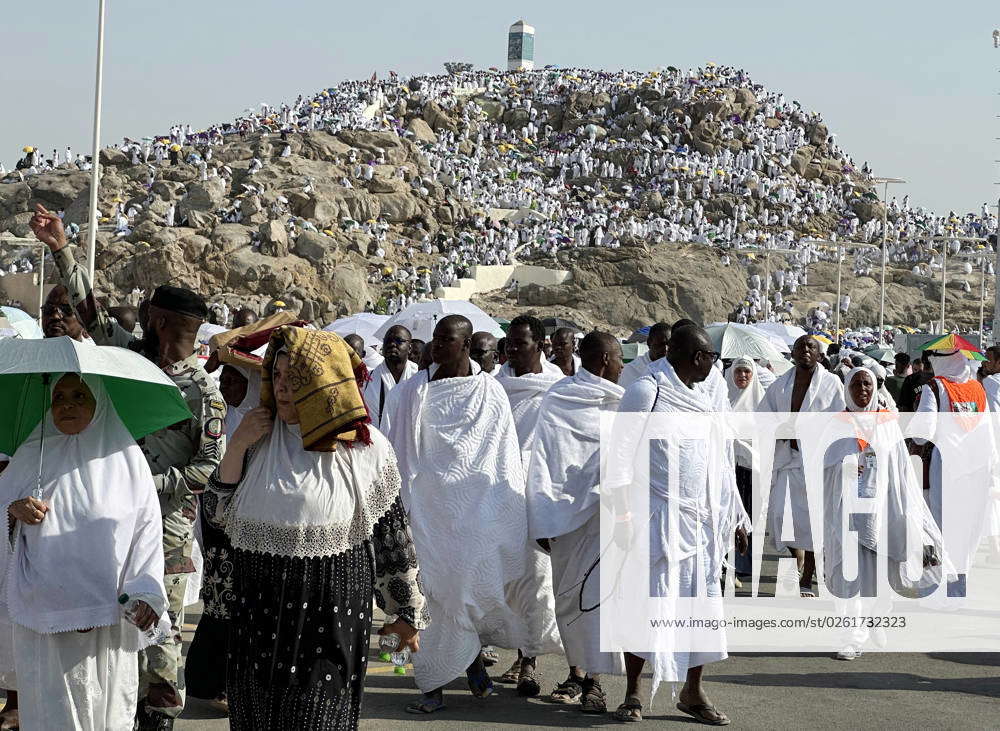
[118, 594, 170, 645]
[378, 633, 410, 675]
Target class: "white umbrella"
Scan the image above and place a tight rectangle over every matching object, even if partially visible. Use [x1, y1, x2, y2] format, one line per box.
[705, 323, 786, 363]
[323, 313, 390, 350]
[0, 307, 43, 340]
[374, 301, 504, 342]
[754, 321, 806, 347]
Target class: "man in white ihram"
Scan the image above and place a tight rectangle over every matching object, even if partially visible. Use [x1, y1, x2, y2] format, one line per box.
[609, 324, 748, 723]
[526, 331, 627, 713]
[383, 314, 529, 714]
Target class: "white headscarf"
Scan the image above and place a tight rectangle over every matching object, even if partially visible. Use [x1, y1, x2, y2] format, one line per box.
[845, 367, 879, 412]
[224, 364, 262, 440]
[931, 350, 973, 383]
[726, 357, 765, 411]
[0, 374, 167, 635]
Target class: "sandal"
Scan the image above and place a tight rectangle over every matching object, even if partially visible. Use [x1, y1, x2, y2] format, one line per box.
[517, 665, 541, 697]
[549, 676, 584, 704]
[466, 656, 495, 698]
[799, 584, 816, 598]
[481, 645, 500, 667]
[614, 698, 643, 722]
[405, 695, 446, 714]
[498, 658, 521, 684]
[676, 701, 730, 726]
[580, 679, 607, 714]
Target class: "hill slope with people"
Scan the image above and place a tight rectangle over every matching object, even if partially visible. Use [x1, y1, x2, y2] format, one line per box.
[1, 66, 995, 331]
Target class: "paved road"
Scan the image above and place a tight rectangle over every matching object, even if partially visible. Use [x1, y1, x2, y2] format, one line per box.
[179, 635, 999, 730]
[178, 581, 1000, 730]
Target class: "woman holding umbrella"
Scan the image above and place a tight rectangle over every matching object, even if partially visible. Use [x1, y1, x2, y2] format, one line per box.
[0, 373, 168, 729]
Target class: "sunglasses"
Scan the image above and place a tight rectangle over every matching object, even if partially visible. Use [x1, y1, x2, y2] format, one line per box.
[384, 336, 410, 346]
[41, 304, 76, 318]
[697, 350, 721, 363]
[470, 348, 496, 358]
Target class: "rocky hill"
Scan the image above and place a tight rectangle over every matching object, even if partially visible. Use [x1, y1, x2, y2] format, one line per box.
[0, 67, 992, 331]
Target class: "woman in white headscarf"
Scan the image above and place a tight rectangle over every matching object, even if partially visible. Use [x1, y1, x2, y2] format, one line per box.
[726, 357, 766, 578]
[187, 363, 262, 711]
[0, 373, 167, 729]
[822, 368, 944, 661]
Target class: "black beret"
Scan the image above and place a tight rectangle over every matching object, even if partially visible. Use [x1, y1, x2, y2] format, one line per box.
[150, 285, 208, 320]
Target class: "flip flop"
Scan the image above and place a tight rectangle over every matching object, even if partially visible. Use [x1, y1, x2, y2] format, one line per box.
[676, 701, 730, 726]
[614, 699, 643, 722]
[405, 696, 446, 714]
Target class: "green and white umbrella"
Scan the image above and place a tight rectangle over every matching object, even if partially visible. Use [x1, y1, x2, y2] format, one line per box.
[705, 323, 786, 363]
[0, 336, 193, 455]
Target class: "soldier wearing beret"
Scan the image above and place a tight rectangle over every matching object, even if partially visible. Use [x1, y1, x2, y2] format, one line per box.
[30, 204, 226, 731]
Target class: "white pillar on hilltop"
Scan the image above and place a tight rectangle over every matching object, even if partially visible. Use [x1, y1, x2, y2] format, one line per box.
[507, 20, 535, 71]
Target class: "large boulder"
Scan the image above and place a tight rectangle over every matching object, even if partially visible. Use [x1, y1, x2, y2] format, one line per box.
[376, 191, 422, 223]
[423, 101, 457, 133]
[259, 220, 289, 257]
[293, 230, 333, 264]
[406, 118, 437, 144]
[336, 130, 408, 165]
[178, 178, 226, 219]
[99, 148, 129, 168]
[29, 170, 91, 210]
[0, 183, 32, 219]
[210, 224, 253, 252]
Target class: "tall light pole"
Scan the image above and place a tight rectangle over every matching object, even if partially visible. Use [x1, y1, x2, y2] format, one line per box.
[734, 247, 797, 322]
[86, 0, 107, 282]
[806, 239, 879, 342]
[922, 235, 987, 332]
[871, 176, 906, 341]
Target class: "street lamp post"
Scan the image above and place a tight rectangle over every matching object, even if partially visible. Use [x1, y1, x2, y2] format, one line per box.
[921, 236, 988, 333]
[734, 247, 798, 323]
[871, 177, 906, 342]
[806, 239, 879, 343]
[86, 0, 107, 283]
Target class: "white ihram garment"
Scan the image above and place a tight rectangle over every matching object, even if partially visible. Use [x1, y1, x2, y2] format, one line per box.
[616, 358, 748, 698]
[527, 368, 625, 674]
[382, 369, 530, 691]
[497, 361, 565, 657]
[362, 360, 417, 430]
[758, 365, 845, 551]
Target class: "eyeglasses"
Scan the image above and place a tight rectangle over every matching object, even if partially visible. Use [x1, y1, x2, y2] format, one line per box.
[41, 304, 76, 318]
[696, 350, 721, 363]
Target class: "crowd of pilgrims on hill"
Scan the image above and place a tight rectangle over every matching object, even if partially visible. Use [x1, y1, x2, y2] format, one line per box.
[4, 65, 997, 321]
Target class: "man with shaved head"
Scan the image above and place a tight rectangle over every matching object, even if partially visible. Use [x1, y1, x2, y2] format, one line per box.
[759, 334, 845, 596]
[526, 331, 625, 712]
[382, 314, 532, 713]
[550, 327, 581, 377]
[620, 322, 670, 389]
[364, 324, 417, 430]
[470, 332, 500, 376]
[610, 324, 749, 724]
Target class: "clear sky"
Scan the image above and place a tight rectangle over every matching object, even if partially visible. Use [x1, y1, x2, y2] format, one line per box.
[3, 1, 998, 215]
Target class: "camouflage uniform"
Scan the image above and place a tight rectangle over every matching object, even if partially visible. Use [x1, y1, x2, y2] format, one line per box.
[54, 246, 226, 719]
